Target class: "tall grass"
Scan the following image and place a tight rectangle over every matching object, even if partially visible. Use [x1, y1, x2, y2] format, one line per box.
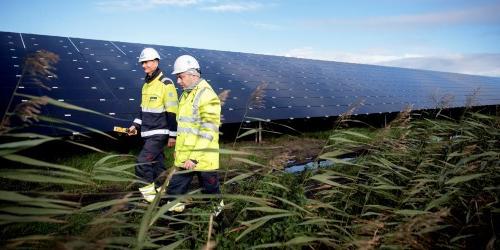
[1, 50, 498, 249]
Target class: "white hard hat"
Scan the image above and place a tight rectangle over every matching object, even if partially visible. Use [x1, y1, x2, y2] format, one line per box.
[138, 48, 160, 62]
[172, 55, 200, 75]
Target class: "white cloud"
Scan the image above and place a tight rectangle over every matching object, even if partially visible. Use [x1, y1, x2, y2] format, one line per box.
[96, 0, 268, 12]
[151, 0, 199, 5]
[247, 22, 282, 31]
[96, 0, 200, 11]
[281, 47, 423, 64]
[380, 54, 500, 77]
[303, 3, 500, 29]
[201, 2, 263, 12]
[279, 47, 500, 77]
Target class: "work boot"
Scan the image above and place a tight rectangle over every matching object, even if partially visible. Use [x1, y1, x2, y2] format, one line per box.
[155, 186, 166, 201]
[156, 186, 166, 195]
[167, 201, 186, 213]
[139, 183, 156, 203]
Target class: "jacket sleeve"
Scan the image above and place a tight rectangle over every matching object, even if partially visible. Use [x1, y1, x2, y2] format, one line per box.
[163, 79, 179, 137]
[189, 89, 221, 160]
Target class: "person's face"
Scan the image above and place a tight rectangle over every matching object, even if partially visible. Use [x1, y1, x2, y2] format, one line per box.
[176, 72, 196, 89]
[141, 60, 158, 75]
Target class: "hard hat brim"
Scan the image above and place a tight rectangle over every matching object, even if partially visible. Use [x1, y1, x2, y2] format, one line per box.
[139, 58, 160, 63]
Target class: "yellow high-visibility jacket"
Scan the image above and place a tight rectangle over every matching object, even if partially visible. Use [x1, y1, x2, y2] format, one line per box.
[175, 79, 221, 170]
[132, 69, 178, 137]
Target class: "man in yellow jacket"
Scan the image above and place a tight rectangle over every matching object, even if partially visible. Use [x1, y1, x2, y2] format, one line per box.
[128, 48, 178, 203]
[167, 55, 222, 214]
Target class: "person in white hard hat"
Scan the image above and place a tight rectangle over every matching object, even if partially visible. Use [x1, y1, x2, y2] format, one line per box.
[128, 48, 179, 203]
[166, 55, 223, 215]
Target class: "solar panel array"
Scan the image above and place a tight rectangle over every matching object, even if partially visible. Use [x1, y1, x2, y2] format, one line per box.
[1, 31, 500, 134]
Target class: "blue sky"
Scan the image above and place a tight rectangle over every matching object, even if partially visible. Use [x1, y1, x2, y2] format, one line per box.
[1, 0, 499, 76]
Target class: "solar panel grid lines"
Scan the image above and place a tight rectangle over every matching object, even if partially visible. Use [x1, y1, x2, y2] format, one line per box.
[1, 31, 500, 135]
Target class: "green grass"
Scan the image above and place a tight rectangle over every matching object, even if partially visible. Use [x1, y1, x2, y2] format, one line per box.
[1, 110, 499, 249]
[4, 48, 498, 249]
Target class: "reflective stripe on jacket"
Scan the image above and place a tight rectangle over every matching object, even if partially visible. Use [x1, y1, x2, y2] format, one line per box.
[133, 70, 179, 137]
[175, 79, 221, 170]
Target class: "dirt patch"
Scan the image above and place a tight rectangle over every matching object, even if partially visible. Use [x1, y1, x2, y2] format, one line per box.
[231, 136, 327, 169]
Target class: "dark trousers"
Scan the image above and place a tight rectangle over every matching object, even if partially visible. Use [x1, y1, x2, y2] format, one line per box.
[167, 170, 220, 198]
[136, 135, 168, 187]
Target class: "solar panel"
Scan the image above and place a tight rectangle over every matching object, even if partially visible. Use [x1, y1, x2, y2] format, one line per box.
[1, 31, 500, 135]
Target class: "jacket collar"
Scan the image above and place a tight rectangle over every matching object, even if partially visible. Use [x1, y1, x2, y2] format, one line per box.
[144, 67, 161, 83]
[184, 78, 204, 93]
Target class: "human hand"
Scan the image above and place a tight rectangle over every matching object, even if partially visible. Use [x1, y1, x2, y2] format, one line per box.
[167, 137, 176, 147]
[183, 160, 197, 169]
[127, 125, 137, 136]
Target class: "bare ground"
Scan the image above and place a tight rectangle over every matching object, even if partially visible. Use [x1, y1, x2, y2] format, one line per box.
[226, 136, 327, 169]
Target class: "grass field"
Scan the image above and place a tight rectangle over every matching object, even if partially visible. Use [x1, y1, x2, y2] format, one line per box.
[1, 107, 499, 249]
